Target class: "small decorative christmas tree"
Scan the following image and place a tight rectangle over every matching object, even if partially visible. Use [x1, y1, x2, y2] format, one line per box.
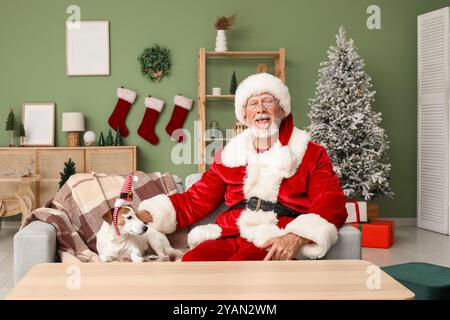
[106, 129, 114, 146]
[19, 121, 25, 147]
[308, 26, 394, 201]
[59, 158, 76, 189]
[5, 109, 15, 147]
[115, 127, 123, 146]
[230, 70, 238, 94]
[98, 131, 105, 146]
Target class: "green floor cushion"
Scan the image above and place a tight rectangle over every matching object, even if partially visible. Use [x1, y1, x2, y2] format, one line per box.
[382, 262, 450, 300]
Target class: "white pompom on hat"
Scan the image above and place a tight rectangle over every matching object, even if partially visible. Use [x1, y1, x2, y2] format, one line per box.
[234, 73, 291, 124]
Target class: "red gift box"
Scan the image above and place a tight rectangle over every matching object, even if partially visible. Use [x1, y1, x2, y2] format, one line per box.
[350, 219, 395, 249]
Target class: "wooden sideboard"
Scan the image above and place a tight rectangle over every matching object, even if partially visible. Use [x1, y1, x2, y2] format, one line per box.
[0, 146, 136, 207]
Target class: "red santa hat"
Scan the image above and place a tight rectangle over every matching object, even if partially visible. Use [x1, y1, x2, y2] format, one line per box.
[234, 73, 291, 125]
[112, 174, 138, 235]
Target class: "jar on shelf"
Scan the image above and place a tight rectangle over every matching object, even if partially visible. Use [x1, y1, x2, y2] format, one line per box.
[207, 120, 222, 140]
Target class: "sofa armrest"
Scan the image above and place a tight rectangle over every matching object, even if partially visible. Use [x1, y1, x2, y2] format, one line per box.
[13, 220, 57, 284]
[324, 224, 361, 260]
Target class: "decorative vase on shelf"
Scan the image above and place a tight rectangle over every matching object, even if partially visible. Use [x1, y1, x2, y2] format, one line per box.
[215, 30, 227, 52]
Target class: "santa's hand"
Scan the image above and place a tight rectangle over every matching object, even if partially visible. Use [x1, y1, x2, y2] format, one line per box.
[262, 233, 306, 261]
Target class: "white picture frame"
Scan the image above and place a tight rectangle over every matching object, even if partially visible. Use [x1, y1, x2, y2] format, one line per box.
[22, 103, 55, 146]
[66, 21, 110, 76]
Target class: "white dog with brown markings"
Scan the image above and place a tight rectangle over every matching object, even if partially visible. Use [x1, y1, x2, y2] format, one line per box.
[96, 206, 183, 262]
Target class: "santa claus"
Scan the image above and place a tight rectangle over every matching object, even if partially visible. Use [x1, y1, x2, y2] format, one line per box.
[138, 73, 348, 261]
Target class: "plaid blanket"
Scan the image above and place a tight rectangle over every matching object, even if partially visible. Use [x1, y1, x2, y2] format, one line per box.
[21, 171, 184, 262]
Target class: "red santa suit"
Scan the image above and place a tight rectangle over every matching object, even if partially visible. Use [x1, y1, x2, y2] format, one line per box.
[139, 73, 348, 260]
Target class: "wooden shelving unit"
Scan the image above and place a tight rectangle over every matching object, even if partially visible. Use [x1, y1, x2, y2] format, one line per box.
[197, 48, 286, 173]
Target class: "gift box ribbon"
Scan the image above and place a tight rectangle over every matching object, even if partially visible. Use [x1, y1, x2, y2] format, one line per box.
[347, 200, 361, 223]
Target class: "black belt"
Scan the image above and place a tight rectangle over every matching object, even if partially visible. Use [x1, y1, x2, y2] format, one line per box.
[229, 197, 301, 218]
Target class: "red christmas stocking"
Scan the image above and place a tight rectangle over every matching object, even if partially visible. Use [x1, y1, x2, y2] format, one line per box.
[165, 95, 193, 142]
[108, 87, 137, 137]
[137, 96, 165, 145]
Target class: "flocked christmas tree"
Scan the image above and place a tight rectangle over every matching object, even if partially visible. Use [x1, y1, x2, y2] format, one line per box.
[59, 158, 76, 189]
[308, 27, 394, 201]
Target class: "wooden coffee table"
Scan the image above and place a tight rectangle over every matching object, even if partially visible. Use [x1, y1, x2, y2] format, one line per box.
[6, 260, 414, 300]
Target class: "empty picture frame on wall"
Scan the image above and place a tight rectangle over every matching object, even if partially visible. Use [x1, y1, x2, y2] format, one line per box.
[66, 21, 110, 76]
[22, 103, 55, 146]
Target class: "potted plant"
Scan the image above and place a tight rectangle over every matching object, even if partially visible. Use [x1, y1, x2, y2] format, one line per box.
[214, 14, 236, 52]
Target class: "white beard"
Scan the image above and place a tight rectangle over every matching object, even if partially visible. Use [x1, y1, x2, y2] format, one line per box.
[249, 115, 283, 139]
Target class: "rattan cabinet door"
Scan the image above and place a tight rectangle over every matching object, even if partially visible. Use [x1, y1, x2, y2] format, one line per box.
[37, 150, 85, 179]
[0, 150, 36, 197]
[37, 149, 85, 206]
[86, 148, 135, 176]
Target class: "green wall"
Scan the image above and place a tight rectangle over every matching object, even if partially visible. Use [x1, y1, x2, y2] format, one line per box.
[1, 0, 449, 218]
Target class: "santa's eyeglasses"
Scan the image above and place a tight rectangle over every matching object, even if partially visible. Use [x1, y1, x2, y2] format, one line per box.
[246, 97, 278, 111]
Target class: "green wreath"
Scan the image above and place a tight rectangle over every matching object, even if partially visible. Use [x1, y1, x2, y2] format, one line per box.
[137, 45, 171, 83]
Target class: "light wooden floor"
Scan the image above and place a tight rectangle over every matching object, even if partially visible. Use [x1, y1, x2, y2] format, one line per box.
[1, 225, 449, 300]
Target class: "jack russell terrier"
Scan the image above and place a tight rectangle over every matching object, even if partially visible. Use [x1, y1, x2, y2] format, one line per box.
[96, 205, 183, 262]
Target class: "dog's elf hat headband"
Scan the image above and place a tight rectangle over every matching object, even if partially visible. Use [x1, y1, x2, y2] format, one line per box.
[112, 174, 139, 236]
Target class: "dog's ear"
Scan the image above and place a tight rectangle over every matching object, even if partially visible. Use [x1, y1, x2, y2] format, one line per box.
[137, 210, 153, 224]
[102, 208, 114, 224]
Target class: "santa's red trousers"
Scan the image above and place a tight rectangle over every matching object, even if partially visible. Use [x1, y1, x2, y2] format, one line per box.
[182, 236, 268, 261]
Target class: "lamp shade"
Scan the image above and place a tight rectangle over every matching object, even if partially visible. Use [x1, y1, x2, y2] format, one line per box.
[62, 112, 85, 132]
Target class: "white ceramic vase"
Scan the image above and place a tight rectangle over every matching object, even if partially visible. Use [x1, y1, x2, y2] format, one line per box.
[215, 29, 227, 52]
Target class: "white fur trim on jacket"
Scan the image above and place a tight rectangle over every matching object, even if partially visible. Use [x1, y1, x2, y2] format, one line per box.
[174, 95, 193, 110]
[117, 87, 137, 104]
[221, 127, 310, 203]
[237, 209, 287, 247]
[285, 214, 338, 260]
[187, 224, 222, 248]
[145, 97, 164, 112]
[234, 73, 291, 124]
[138, 194, 177, 234]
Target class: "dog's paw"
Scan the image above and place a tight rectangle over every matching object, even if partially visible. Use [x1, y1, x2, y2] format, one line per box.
[145, 254, 170, 262]
[166, 248, 185, 261]
[101, 255, 117, 263]
[159, 255, 171, 262]
[144, 255, 157, 261]
[131, 255, 145, 263]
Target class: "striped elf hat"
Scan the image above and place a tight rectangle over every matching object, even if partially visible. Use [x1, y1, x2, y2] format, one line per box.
[112, 174, 138, 235]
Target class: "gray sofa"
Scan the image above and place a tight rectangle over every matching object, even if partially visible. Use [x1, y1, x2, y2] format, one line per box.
[14, 174, 361, 284]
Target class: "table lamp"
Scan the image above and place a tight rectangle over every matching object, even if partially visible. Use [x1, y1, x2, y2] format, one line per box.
[62, 112, 85, 147]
